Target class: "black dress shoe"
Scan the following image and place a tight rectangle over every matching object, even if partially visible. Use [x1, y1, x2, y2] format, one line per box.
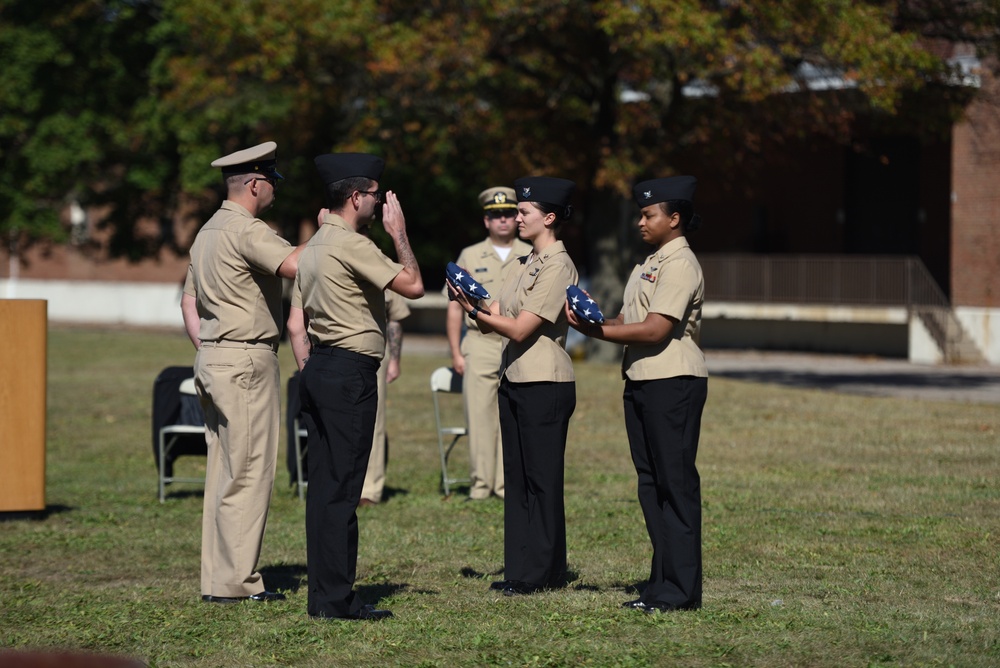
[621, 598, 645, 609]
[489, 580, 512, 591]
[202, 590, 286, 604]
[501, 581, 544, 596]
[354, 604, 393, 621]
[249, 591, 287, 602]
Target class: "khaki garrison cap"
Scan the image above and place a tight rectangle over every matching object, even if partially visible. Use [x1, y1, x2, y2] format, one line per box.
[211, 141, 283, 180]
[478, 187, 517, 210]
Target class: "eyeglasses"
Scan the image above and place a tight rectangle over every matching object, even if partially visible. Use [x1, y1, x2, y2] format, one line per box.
[487, 209, 517, 219]
[244, 176, 278, 187]
[357, 189, 383, 204]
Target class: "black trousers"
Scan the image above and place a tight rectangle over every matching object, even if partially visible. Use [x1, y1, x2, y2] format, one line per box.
[300, 346, 380, 618]
[499, 379, 576, 588]
[623, 376, 708, 609]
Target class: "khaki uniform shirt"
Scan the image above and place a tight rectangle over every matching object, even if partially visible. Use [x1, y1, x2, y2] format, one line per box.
[291, 213, 403, 359]
[496, 240, 578, 383]
[621, 236, 708, 380]
[183, 200, 293, 342]
[453, 238, 533, 338]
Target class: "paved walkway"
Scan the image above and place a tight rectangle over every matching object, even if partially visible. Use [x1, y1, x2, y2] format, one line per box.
[406, 335, 1000, 404]
[706, 350, 1000, 404]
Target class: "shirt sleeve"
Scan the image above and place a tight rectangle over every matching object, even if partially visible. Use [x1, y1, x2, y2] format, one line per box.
[182, 265, 196, 297]
[347, 234, 403, 290]
[241, 219, 294, 275]
[290, 274, 303, 309]
[519, 259, 575, 324]
[649, 257, 699, 321]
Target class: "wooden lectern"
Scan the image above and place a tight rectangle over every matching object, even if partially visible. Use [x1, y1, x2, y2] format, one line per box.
[0, 299, 47, 513]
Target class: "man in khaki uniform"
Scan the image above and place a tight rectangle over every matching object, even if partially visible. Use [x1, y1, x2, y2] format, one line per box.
[286, 152, 423, 621]
[181, 141, 302, 604]
[360, 291, 410, 506]
[446, 187, 531, 500]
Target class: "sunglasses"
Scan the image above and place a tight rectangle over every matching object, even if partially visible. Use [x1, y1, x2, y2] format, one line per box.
[487, 209, 517, 219]
[243, 175, 278, 187]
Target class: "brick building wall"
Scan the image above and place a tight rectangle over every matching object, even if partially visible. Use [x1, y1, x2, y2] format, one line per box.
[4, 244, 190, 285]
[951, 68, 1000, 308]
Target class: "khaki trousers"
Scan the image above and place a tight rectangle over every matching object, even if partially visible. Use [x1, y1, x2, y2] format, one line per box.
[195, 343, 280, 598]
[462, 331, 504, 499]
[361, 354, 389, 502]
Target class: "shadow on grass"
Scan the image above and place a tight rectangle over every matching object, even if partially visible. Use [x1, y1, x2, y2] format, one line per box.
[459, 566, 505, 581]
[357, 582, 424, 603]
[380, 486, 410, 503]
[260, 563, 307, 594]
[712, 368, 1000, 401]
[460, 566, 604, 592]
[160, 489, 204, 502]
[258, 566, 426, 603]
[439, 484, 471, 499]
[0, 504, 73, 522]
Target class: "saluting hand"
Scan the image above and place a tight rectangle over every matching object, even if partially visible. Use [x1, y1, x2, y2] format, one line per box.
[381, 191, 406, 239]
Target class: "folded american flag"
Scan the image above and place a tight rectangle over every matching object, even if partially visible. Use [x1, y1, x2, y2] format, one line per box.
[566, 285, 605, 324]
[446, 262, 491, 301]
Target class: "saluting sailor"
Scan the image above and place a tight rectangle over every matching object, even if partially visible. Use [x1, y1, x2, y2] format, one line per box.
[286, 153, 423, 621]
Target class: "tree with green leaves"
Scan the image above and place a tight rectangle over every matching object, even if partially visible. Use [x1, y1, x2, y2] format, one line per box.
[0, 0, 163, 260]
[2, 0, 997, 295]
[354, 1, 992, 324]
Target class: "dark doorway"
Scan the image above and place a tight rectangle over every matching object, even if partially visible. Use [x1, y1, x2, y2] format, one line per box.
[844, 137, 920, 254]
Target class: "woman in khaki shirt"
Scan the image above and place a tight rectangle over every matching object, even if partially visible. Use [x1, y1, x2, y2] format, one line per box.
[449, 176, 578, 597]
[567, 176, 708, 613]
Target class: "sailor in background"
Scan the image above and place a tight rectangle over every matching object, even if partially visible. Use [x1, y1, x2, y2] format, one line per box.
[445, 186, 531, 501]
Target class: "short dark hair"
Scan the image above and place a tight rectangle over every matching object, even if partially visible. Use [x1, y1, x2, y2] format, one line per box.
[325, 176, 375, 210]
[660, 199, 701, 234]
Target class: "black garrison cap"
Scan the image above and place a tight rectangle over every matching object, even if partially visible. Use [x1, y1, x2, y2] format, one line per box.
[314, 153, 385, 185]
[513, 176, 575, 208]
[633, 176, 697, 207]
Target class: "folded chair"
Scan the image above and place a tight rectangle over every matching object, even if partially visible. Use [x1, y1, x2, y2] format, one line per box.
[285, 371, 310, 500]
[430, 366, 470, 496]
[152, 366, 207, 502]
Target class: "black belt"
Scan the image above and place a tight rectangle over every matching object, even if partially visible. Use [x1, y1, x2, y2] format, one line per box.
[311, 344, 379, 368]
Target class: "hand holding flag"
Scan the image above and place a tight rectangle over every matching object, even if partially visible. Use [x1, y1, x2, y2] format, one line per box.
[566, 284, 605, 324]
[446, 262, 491, 302]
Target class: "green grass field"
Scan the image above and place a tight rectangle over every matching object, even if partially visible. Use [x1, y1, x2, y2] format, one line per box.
[1, 326, 997, 667]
